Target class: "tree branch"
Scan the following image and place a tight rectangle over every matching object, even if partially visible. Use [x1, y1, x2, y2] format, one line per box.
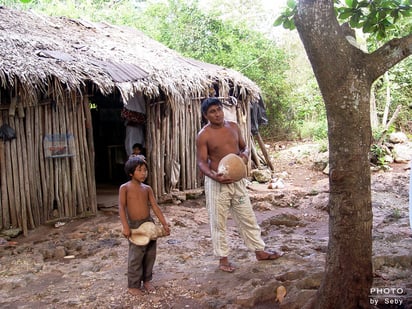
[367, 33, 412, 81]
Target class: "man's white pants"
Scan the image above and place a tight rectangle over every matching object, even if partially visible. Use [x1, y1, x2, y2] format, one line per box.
[205, 176, 266, 257]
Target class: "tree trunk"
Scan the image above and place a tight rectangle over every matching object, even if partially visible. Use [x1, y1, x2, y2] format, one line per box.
[295, 2, 373, 308]
[317, 80, 373, 309]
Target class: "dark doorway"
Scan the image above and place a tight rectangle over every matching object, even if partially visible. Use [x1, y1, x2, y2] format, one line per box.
[90, 91, 129, 186]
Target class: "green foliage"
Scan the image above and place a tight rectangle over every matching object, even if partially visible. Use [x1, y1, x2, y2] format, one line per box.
[373, 61, 412, 130]
[134, 1, 218, 59]
[336, 0, 412, 40]
[276, 0, 412, 40]
[275, 0, 412, 138]
[367, 16, 412, 131]
[273, 0, 297, 30]
[298, 119, 328, 141]
[8, 0, 141, 25]
[370, 143, 390, 168]
[372, 126, 386, 142]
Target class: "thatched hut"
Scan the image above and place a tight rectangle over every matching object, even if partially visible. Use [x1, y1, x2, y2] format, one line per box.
[0, 6, 264, 235]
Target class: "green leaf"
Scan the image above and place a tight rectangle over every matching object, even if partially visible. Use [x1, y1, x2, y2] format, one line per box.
[400, 9, 412, 17]
[338, 7, 356, 19]
[382, 18, 393, 27]
[390, 9, 400, 19]
[340, 11, 354, 19]
[362, 22, 375, 33]
[284, 19, 292, 30]
[349, 11, 362, 27]
[378, 9, 389, 20]
[345, 0, 353, 7]
[357, 1, 370, 8]
[273, 16, 284, 27]
[287, 0, 296, 9]
[377, 28, 387, 39]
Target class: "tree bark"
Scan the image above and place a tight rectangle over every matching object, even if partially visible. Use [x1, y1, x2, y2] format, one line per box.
[292, 1, 412, 308]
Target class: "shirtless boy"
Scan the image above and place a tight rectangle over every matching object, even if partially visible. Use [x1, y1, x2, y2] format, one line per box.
[196, 97, 282, 273]
[119, 156, 170, 295]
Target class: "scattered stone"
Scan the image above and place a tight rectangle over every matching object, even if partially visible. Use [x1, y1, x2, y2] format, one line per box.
[251, 168, 272, 183]
[263, 213, 306, 228]
[389, 132, 408, 144]
[0, 228, 22, 238]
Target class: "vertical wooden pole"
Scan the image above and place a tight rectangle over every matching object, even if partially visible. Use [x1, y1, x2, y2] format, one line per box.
[0, 113, 9, 230]
[83, 96, 97, 214]
[255, 132, 274, 171]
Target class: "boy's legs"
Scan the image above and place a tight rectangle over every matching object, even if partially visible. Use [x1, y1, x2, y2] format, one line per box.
[127, 217, 155, 294]
[128, 242, 145, 295]
[142, 240, 157, 292]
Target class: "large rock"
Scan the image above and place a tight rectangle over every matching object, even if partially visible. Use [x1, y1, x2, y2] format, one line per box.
[389, 132, 408, 144]
[251, 168, 272, 183]
[392, 143, 412, 163]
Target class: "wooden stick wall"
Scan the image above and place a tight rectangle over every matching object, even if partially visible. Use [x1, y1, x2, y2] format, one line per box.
[146, 99, 203, 198]
[0, 94, 97, 235]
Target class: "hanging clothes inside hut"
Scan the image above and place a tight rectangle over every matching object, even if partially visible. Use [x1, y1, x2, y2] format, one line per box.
[250, 95, 268, 135]
[122, 92, 146, 156]
[222, 96, 238, 122]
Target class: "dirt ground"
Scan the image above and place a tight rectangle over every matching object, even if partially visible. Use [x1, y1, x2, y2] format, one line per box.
[1, 141, 412, 309]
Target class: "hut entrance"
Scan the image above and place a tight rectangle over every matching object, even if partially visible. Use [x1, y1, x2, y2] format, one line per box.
[90, 91, 129, 186]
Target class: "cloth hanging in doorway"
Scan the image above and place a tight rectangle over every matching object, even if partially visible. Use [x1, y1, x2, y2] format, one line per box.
[123, 92, 146, 156]
[125, 125, 145, 157]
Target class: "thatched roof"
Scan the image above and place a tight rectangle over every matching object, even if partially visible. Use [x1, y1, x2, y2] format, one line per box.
[0, 6, 261, 107]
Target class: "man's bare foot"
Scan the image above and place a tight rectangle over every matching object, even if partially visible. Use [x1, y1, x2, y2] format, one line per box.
[255, 250, 283, 261]
[219, 257, 236, 273]
[128, 287, 144, 296]
[218, 263, 236, 272]
[143, 281, 156, 293]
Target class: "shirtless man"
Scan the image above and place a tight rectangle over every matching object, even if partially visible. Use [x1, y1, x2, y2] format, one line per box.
[196, 97, 282, 273]
[119, 156, 170, 295]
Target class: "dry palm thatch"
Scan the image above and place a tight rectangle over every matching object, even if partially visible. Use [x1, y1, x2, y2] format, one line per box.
[0, 6, 261, 107]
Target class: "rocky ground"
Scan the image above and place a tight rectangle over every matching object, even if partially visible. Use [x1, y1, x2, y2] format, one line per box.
[1, 142, 411, 309]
